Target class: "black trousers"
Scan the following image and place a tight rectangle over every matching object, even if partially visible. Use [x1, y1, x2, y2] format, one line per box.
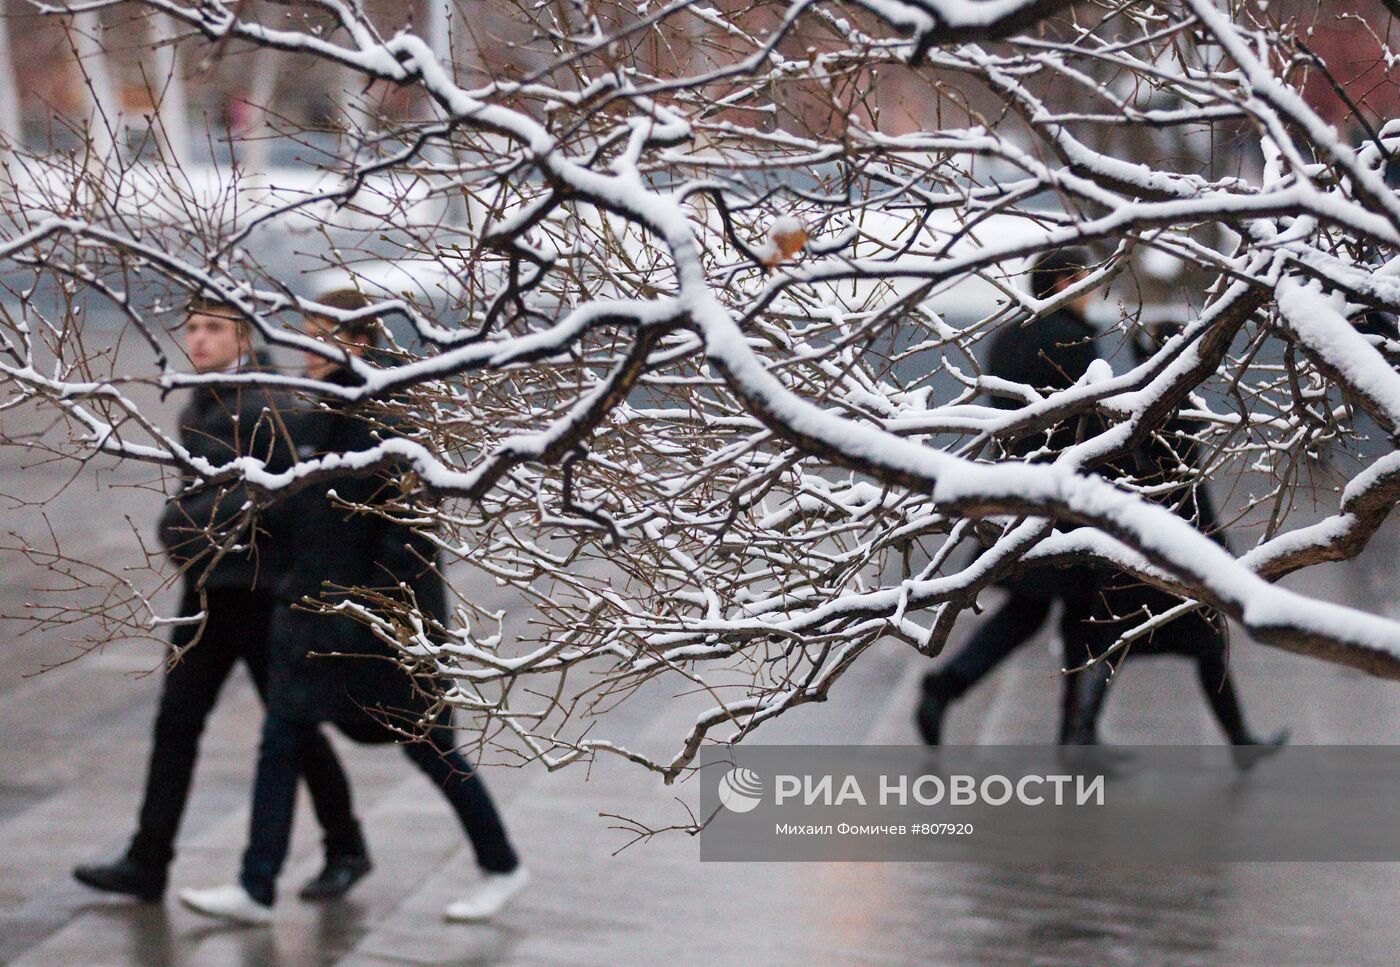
[933, 590, 1097, 741]
[241, 712, 519, 906]
[940, 593, 1095, 687]
[1063, 582, 1257, 745]
[127, 587, 364, 870]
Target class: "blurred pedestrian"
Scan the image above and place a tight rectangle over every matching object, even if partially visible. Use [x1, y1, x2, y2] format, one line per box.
[179, 290, 527, 926]
[1059, 322, 1289, 764]
[73, 297, 369, 903]
[916, 248, 1103, 745]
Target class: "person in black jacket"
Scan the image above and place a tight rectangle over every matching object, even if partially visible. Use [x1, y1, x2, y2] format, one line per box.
[916, 249, 1103, 744]
[74, 298, 369, 903]
[179, 291, 526, 926]
[1058, 323, 1288, 765]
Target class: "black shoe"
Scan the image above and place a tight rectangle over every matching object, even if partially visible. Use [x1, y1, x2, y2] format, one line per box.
[298, 853, 372, 901]
[73, 856, 166, 902]
[1231, 728, 1290, 773]
[915, 674, 952, 746]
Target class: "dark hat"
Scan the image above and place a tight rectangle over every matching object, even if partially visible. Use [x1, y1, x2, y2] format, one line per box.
[1029, 247, 1095, 301]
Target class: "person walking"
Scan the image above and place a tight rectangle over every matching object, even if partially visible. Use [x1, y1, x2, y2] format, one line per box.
[1058, 323, 1289, 763]
[179, 290, 527, 926]
[73, 298, 371, 903]
[916, 249, 1104, 745]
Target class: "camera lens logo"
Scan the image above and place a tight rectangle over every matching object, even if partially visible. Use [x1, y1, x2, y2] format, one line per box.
[717, 767, 764, 813]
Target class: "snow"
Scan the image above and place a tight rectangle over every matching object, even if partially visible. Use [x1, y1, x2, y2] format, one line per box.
[1276, 278, 1400, 431]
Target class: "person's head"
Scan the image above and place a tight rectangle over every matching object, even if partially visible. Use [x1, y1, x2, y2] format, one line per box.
[182, 297, 251, 373]
[1029, 247, 1095, 315]
[302, 288, 382, 379]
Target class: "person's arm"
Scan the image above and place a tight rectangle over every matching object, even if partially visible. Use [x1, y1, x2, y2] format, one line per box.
[159, 387, 292, 563]
[158, 482, 241, 563]
[1166, 414, 1232, 552]
[356, 408, 451, 630]
[1193, 481, 1231, 553]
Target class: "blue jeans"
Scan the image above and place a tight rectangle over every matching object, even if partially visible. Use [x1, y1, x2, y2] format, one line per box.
[241, 713, 520, 906]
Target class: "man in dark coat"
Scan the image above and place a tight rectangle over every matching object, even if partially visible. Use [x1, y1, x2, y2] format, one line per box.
[74, 298, 369, 902]
[180, 291, 526, 926]
[916, 249, 1103, 744]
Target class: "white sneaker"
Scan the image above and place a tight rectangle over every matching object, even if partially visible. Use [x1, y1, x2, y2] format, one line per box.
[178, 884, 273, 926]
[443, 866, 530, 922]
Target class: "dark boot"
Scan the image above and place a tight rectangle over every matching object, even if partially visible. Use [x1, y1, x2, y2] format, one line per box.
[73, 855, 167, 901]
[1059, 664, 1111, 745]
[915, 673, 953, 745]
[298, 852, 373, 901]
[1230, 728, 1290, 772]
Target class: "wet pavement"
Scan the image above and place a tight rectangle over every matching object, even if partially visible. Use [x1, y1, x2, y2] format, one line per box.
[1, 409, 1399, 966]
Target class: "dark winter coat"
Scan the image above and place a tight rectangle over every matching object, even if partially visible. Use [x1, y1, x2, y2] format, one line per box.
[1084, 412, 1229, 660]
[984, 306, 1099, 458]
[264, 368, 449, 743]
[984, 307, 1101, 599]
[158, 357, 294, 591]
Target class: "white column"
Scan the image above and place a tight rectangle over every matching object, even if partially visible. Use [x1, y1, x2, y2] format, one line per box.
[424, 0, 461, 223]
[237, 45, 281, 177]
[72, 11, 121, 160]
[427, 0, 452, 69]
[0, 6, 23, 150]
[147, 14, 190, 167]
